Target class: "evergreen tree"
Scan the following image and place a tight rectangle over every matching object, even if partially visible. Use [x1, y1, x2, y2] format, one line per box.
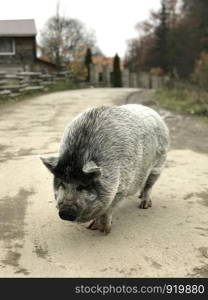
[84, 48, 92, 82]
[183, 0, 208, 52]
[173, 0, 208, 76]
[112, 54, 122, 87]
[153, 0, 169, 72]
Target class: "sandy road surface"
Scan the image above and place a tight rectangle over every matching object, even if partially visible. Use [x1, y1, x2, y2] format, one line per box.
[0, 88, 208, 278]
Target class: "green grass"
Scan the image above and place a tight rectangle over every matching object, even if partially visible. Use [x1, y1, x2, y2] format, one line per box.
[0, 80, 83, 105]
[154, 88, 208, 118]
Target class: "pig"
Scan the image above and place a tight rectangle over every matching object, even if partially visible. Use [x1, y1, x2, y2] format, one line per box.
[40, 104, 169, 234]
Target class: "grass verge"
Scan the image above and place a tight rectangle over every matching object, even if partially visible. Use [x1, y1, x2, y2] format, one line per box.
[154, 88, 208, 119]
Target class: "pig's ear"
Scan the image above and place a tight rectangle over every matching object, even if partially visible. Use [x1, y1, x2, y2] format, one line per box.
[82, 161, 102, 177]
[39, 156, 59, 173]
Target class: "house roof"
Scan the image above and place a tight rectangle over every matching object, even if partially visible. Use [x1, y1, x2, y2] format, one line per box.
[0, 19, 37, 37]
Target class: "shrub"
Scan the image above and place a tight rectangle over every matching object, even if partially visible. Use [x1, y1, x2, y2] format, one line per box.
[192, 52, 208, 91]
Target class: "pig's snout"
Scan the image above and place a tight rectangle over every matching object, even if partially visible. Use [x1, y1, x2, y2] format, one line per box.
[59, 205, 77, 222]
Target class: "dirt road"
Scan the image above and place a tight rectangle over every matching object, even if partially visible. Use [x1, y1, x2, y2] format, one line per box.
[0, 88, 208, 277]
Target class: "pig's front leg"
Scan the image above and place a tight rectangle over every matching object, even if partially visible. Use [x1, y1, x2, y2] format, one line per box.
[87, 207, 112, 234]
[87, 192, 125, 233]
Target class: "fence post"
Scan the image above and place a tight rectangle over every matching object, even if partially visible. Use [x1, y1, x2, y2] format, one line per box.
[103, 64, 111, 87]
[122, 69, 130, 87]
[130, 73, 138, 87]
[90, 64, 99, 85]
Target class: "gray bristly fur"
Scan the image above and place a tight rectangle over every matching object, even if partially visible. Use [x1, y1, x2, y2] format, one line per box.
[40, 104, 169, 234]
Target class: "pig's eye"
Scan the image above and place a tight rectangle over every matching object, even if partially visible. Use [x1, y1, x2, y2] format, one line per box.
[76, 185, 88, 191]
[54, 178, 66, 190]
[59, 182, 66, 189]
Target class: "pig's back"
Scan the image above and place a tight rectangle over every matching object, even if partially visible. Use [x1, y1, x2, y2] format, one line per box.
[120, 104, 169, 150]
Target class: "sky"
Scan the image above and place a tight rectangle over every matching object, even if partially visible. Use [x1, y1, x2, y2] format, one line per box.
[0, 0, 161, 58]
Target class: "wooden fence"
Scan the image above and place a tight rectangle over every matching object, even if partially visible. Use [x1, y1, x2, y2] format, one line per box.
[0, 71, 73, 98]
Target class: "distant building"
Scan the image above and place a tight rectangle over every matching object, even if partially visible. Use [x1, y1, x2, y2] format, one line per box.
[92, 56, 124, 73]
[0, 19, 57, 72]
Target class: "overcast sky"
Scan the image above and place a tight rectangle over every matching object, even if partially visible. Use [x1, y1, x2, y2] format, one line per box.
[0, 0, 161, 57]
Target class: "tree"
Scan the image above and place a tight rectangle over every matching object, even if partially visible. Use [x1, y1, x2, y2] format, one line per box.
[165, 0, 179, 27]
[192, 52, 208, 91]
[183, 0, 208, 52]
[70, 47, 88, 82]
[124, 0, 208, 78]
[40, 7, 96, 69]
[153, 0, 169, 72]
[124, 0, 184, 75]
[125, 39, 139, 72]
[112, 54, 122, 87]
[125, 33, 155, 73]
[84, 48, 92, 82]
[168, 0, 208, 77]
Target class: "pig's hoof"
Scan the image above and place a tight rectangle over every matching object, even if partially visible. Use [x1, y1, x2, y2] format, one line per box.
[87, 220, 111, 234]
[99, 223, 111, 234]
[139, 199, 152, 209]
[87, 219, 99, 230]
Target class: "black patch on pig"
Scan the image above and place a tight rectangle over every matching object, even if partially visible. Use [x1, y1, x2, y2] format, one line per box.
[53, 106, 111, 185]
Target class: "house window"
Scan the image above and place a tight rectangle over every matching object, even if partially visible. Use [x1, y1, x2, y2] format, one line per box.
[0, 38, 15, 55]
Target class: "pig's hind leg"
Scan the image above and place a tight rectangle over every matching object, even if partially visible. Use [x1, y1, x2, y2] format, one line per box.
[139, 171, 160, 209]
[139, 152, 167, 209]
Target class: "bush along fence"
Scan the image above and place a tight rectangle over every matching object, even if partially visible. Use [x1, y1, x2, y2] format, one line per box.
[0, 71, 73, 99]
